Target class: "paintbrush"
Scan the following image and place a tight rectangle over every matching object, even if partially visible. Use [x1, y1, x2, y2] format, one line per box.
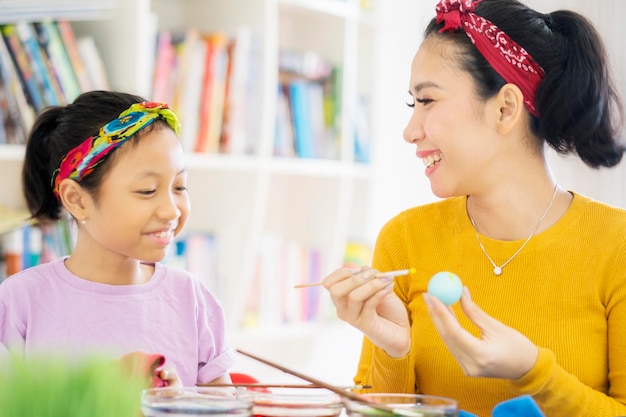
[196, 382, 371, 389]
[294, 268, 416, 289]
[235, 349, 398, 414]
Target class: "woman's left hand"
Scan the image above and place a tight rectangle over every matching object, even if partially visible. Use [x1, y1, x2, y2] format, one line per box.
[424, 287, 538, 380]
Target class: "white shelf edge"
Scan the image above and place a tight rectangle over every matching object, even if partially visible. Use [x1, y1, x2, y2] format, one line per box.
[278, 0, 380, 26]
[279, 0, 357, 19]
[0, 0, 117, 23]
[184, 153, 262, 172]
[0, 144, 26, 161]
[268, 157, 372, 178]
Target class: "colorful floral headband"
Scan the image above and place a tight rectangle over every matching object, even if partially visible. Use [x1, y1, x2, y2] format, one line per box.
[435, 0, 545, 117]
[51, 101, 181, 199]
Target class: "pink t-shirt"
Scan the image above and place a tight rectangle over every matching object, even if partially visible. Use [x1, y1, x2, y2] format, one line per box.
[0, 257, 235, 385]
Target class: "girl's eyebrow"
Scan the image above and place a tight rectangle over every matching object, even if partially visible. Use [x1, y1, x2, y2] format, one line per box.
[412, 81, 441, 94]
[136, 168, 188, 179]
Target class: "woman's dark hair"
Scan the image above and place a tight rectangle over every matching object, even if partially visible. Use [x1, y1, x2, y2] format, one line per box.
[424, 0, 624, 168]
[22, 90, 149, 222]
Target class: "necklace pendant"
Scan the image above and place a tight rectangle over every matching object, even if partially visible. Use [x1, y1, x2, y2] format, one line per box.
[494, 266, 502, 276]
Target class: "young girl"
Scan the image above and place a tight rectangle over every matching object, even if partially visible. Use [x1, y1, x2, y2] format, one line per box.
[0, 90, 234, 386]
[322, 0, 626, 416]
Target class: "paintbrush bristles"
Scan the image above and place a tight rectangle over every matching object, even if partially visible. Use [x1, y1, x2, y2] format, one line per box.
[293, 268, 415, 289]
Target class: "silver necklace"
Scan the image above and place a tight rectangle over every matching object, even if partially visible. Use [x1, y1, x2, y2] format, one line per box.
[468, 184, 559, 276]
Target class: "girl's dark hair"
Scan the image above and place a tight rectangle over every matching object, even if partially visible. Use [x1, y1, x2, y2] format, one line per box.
[22, 90, 148, 222]
[424, 0, 624, 168]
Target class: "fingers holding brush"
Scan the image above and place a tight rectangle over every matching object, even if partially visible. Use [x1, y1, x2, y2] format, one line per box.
[318, 267, 413, 358]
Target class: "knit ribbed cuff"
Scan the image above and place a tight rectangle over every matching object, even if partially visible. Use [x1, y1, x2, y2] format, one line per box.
[509, 348, 556, 395]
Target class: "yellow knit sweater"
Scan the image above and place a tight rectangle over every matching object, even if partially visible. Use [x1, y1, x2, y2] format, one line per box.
[354, 192, 626, 417]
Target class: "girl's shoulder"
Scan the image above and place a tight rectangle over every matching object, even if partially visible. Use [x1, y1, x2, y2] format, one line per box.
[0, 259, 62, 303]
[158, 263, 218, 297]
[1, 258, 61, 287]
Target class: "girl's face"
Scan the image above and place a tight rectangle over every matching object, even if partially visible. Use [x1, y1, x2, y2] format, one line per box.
[83, 126, 190, 263]
[403, 37, 503, 198]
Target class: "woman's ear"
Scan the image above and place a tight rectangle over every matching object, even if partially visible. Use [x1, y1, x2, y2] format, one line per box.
[58, 179, 91, 221]
[494, 83, 525, 135]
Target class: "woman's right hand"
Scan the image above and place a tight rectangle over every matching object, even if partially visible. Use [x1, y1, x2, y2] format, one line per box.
[322, 267, 411, 358]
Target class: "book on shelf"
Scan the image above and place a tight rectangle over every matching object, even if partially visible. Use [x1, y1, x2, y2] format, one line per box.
[0, 32, 32, 145]
[287, 78, 338, 159]
[34, 20, 82, 104]
[151, 30, 175, 104]
[1, 23, 46, 112]
[221, 27, 258, 155]
[178, 30, 208, 153]
[0, 219, 74, 282]
[324, 66, 342, 160]
[274, 83, 296, 157]
[161, 231, 220, 296]
[55, 20, 92, 93]
[241, 235, 325, 328]
[15, 21, 64, 107]
[167, 28, 201, 153]
[343, 240, 373, 269]
[288, 80, 315, 158]
[2, 227, 24, 279]
[279, 49, 333, 81]
[276, 51, 341, 160]
[195, 32, 228, 154]
[354, 95, 372, 164]
[149, 26, 259, 156]
[76, 36, 109, 91]
[0, 20, 108, 143]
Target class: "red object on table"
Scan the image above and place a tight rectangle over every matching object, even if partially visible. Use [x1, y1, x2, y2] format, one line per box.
[120, 351, 168, 387]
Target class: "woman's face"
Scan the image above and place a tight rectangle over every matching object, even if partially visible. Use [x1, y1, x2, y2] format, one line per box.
[403, 36, 504, 198]
[82, 126, 190, 264]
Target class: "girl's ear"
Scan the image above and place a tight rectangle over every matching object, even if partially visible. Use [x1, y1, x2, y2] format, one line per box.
[494, 83, 525, 135]
[58, 179, 91, 221]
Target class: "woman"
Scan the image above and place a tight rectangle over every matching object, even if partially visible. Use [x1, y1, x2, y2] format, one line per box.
[322, 0, 626, 416]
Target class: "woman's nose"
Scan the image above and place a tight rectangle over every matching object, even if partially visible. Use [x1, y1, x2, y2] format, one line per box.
[403, 110, 425, 144]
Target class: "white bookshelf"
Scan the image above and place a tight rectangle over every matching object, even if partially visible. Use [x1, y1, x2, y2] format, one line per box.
[0, 0, 382, 362]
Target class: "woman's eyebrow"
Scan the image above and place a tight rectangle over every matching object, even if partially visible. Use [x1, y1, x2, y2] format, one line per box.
[412, 81, 441, 94]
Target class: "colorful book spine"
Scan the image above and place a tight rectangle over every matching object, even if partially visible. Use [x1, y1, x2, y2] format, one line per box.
[76, 36, 109, 90]
[289, 80, 315, 158]
[151, 31, 174, 103]
[15, 21, 63, 107]
[56, 20, 92, 93]
[1, 24, 46, 111]
[0, 33, 31, 144]
[34, 20, 82, 103]
[243, 235, 326, 326]
[195, 32, 228, 154]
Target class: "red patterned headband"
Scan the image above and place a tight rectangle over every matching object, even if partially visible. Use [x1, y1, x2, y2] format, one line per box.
[435, 0, 545, 117]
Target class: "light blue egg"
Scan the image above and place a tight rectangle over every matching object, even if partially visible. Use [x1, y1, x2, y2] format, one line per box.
[427, 271, 463, 305]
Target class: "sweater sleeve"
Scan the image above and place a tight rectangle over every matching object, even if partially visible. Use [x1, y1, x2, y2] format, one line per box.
[511, 348, 626, 416]
[511, 237, 626, 416]
[353, 212, 417, 393]
[354, 336, 416, 393]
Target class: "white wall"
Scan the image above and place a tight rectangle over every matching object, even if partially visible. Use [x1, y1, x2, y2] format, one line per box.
[366, 0, 440, 242]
